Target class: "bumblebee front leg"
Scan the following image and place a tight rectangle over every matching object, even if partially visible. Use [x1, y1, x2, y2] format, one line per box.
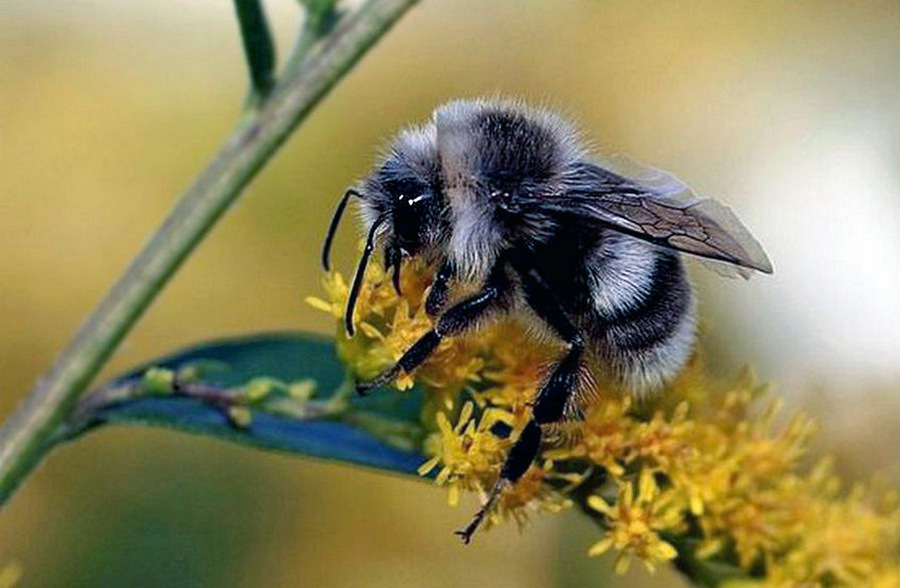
[356, 264, 509, 394]
[425, 260, 454, 317]
[456, 264, 584, 544]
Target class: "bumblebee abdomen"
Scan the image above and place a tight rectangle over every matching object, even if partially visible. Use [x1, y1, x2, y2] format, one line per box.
[597, 250, 696, 393]
[534, 228, 696, 394]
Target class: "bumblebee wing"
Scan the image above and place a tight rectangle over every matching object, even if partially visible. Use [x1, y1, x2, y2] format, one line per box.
[552, 156, 773, 277]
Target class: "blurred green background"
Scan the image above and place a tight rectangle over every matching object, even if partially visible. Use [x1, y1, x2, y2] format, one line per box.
[1, 1, 898, 586]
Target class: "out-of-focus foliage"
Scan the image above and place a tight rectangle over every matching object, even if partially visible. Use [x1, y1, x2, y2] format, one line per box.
[0, 563, 22, 588]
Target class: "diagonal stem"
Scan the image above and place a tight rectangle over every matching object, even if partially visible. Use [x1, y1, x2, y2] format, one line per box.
[0, 0, 419, 506]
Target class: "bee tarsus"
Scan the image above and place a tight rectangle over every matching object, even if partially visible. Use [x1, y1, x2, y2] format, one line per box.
[455, 478, 509, 545]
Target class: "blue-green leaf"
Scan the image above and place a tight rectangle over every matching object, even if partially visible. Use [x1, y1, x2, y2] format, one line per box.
[64, 332, 427, 477]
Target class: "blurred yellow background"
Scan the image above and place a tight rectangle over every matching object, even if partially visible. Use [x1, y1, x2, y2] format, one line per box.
[1, 0, 898, 586]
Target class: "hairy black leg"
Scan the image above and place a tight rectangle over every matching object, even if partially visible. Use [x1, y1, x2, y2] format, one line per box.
[515, 262, 586, 425]
[425, 260, 454, 317]
[453, 419, 542, 544]
[516, 262, 587, 421]
[499, 420, 543, 481]
[356, 265, 509, 395]
[457, 264, 585, 544]
[456, 346, 585, 545]
[504, 340, 584, 477]
[514, 261, 581, 343]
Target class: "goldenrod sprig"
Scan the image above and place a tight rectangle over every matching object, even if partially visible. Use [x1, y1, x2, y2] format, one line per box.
[310, 258, 900, 586]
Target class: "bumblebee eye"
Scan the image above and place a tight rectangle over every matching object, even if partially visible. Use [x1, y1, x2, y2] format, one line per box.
[406, 193, 430, 205]
[392, 192, 432, 253]
[397, 191, 429, 208]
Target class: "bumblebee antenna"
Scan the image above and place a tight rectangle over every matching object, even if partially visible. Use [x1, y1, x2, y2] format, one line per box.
[322, 188, 361, 271]
[345, 214, 388, 336]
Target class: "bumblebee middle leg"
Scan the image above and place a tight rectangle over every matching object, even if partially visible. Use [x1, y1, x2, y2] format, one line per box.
[356, 263, 509, 394]
[455, 342, 585, 544]
[516, 262, 587, 433]
[502, 340, 584, 480]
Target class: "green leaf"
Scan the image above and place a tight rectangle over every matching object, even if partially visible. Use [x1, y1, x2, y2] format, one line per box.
[63, 332, 428, 477]
[233, 0, 277, 100]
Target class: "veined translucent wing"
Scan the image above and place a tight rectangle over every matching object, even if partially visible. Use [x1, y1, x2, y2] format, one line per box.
[551, 155, 773, 278]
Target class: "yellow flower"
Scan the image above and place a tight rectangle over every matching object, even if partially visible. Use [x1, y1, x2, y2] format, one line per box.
[417, 401, 507, 503]
[309, 260, 900, 585]
[478, 324, 557, 416]
[586, 470, 682, 574]
[544, 396, 633, 478]
[417, 402, 569, 525]
[309, 261, 485, 397]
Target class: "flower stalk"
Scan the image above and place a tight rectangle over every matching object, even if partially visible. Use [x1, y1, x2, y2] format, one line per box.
[58, 362, 422, 459]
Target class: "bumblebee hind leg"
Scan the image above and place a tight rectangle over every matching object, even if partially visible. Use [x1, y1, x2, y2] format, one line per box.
[456, 261, 585, 544]
[455, 343, 585, 544]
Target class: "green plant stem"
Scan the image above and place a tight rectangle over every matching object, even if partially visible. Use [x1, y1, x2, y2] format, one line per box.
[0, 0, 419, 507]
[282, 0, 340, 82]
[233, 0, 277, 101]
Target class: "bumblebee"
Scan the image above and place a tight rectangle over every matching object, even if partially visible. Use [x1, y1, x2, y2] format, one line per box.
[322, 98, 772, 543]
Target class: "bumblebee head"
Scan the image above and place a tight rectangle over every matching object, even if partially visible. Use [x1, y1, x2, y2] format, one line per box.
[321, 124, 447, 335]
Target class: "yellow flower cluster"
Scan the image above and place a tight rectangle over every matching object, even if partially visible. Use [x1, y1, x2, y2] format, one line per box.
[308, 261, 900, 585]
[307, 261, 486, 400]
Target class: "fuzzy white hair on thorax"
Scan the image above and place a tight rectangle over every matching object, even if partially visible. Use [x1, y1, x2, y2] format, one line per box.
[434, 101, 504, 280]
[431, 98, 587, 281]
